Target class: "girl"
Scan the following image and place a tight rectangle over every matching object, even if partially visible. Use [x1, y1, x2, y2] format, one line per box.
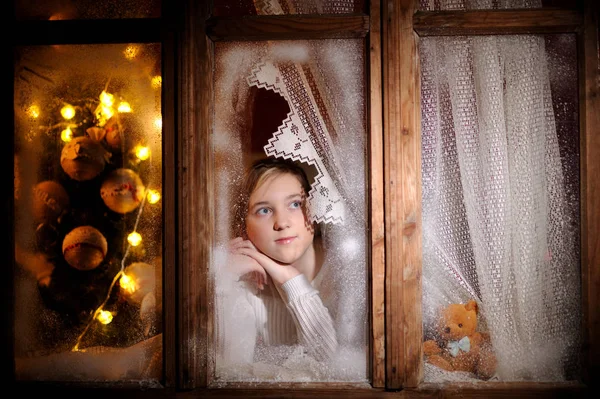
[216, 157, 338, 369]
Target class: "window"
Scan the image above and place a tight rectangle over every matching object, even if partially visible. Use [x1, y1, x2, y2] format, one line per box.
[8, 0, 598, 396]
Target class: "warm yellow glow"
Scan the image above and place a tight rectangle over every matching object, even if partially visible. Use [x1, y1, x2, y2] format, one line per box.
[60, 104, 76, 120]
[147, 189, 161, 204]
[96, 310, 113, 325]
[151, 75, 162, 89]
[154, 117, 162, 130]
[127, 231, 142, 247]
[119, 273, 138, 294]
[135, 145, 150, 161]
[118, 102, 132, 113]
[27, 105, 40, 119]
[99, 91, 115, 107]
[124, 45, 139, 60]
[61, 127, 73, 142]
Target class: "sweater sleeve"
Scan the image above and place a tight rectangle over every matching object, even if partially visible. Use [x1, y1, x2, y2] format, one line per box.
[280, 274, 338, 362]
[213, 247, 257, 367]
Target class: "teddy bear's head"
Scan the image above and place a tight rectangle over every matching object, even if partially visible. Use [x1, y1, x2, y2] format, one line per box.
[436, 299, 478, 341]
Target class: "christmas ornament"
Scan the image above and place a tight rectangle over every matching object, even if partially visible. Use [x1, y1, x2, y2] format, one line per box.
[62, 225, 108, 271]
[60, 136, 110, 181]
[100, 168, 145, 214]
[32, 180, 70, 224]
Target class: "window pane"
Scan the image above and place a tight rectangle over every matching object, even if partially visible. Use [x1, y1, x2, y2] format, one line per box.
[15, 0, 161, 20]
[14, 43, 163, 382]
[212, 39, 368, 384]
[214, 0, 366, 16]
[420, 33, 580, 382]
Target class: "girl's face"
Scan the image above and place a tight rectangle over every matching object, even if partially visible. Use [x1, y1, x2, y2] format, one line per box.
[245, 172, 314, 265]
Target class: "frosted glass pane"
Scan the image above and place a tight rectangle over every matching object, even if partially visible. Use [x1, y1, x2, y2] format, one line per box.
[420, 34, 580, 383]
[212, 40, 368, 384]
[14, 44, 163, 382]
[214, 0, 366, 16]
[16, 0, 161, 20]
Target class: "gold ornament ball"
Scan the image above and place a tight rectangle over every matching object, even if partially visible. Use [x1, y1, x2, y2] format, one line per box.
[32, 180, 70, 224]
[120, 262, 156, 305]
[60, 136, 108, 181]
[62, 225, 108, 271]
[100, 168, 146, 214]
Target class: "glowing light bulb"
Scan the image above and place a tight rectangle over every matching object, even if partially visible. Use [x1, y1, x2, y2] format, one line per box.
[135, 145, 150, 161]
[120, 273, 137, 294]
[147, 189, 161, 204]
[118, 102, 132, 113]
[124, 45, 139, 60]
[96, 310, 113, 324]
[27, 105, 40, 119]
[61, 127, 73, 142]
[60, 104, 75, 120]
[154, 117, 162, 130]
[127, 231, 142, 247]
[151, 75, 162, 89]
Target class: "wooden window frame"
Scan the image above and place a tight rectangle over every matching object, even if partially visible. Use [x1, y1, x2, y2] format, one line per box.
[7, 0, 598, 396]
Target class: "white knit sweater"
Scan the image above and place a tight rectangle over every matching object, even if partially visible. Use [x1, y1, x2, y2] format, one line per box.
[215, 262, 338, 366]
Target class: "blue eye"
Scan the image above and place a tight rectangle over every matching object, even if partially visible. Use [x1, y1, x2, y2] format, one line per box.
[256, 207, 270, 215]
[290, 200, 302, 209]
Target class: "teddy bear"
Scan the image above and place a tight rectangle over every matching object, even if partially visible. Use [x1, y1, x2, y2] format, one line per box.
[423, 299, 497, 380]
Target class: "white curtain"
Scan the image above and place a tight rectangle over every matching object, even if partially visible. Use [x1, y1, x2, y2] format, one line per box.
[420, 0, 580, 382]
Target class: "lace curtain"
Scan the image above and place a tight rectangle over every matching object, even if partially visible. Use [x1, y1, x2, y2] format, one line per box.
[421, 0, 580, 382]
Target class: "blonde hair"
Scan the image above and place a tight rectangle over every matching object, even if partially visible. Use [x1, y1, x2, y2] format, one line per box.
[232, 157, 311, 238]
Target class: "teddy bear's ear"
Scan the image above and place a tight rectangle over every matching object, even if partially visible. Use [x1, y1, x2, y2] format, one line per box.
[465, 299, 478, 314]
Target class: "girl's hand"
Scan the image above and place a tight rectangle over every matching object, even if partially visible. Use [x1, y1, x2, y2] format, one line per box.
[232, 239, 301, 286]
[228, 237, 268, 290]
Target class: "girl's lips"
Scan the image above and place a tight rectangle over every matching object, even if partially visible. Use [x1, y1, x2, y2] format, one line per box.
[275, 236, 296, 245]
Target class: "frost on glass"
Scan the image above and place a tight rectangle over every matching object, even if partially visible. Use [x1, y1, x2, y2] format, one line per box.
[14, 44, 163, 382]
[420, 33, 580, 383]
[16, 0, 161, 20]
[214, 0, 365, 16]
[212, 40, 368, 384]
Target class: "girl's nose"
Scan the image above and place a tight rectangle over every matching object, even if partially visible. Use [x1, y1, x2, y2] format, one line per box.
[273, 213, 290, 231]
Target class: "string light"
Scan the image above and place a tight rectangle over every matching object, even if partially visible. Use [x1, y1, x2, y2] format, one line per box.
[95, 91, 116, 127]
[127, 231, 142, 247]
[118, 102, 132, 113]
[60, 104, 75, 120]
[96, 310, 113, 325]
[151, 75, 162, 89]
[154, 117, 162, 130]
[147, 189, 161, 204]
[123, 45, 139, 60]
[134, 145, 150, 161]
[119, 273, 137, 294]
[27, 104, 40, 119]
[60, 127, 73, 142]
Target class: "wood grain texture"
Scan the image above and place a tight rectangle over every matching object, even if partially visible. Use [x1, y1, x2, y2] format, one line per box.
[383, 0, 423, 390]
[369, 0, 386, 389]
[178, 0, 214, 389]
[579, 0, 600, 386]
[206, 14, 369, 41]
[413, 9, 582, 36]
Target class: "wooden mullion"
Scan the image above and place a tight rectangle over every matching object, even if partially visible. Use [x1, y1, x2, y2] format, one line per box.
[178, 0, 214, 390]
[413, 9, 582, 36]
[579, 0, 600, 386]
[383, 0, 422, 390]
[369, 0, 386, 390]
[206, 14, 369, 41]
